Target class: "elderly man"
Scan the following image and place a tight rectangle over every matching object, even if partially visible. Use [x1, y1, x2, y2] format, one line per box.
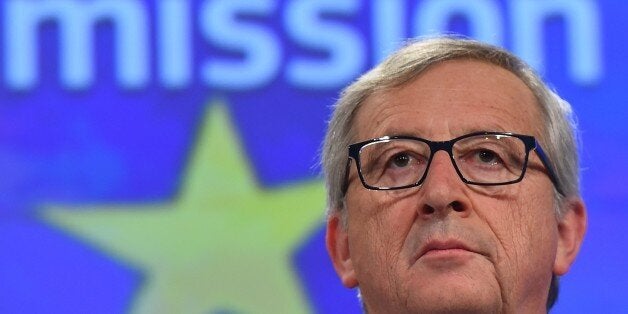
[322, 37, 587, 313]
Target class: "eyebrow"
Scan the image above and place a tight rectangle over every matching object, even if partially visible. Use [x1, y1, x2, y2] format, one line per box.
[377, 126, 511, 140]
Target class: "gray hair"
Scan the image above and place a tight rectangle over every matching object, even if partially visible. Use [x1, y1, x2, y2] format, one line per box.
[322, 36, 580, 217]
[320, 35, 581, 311]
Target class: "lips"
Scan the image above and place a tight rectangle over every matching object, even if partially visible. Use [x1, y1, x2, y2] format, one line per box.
[415, 239, 479, 261]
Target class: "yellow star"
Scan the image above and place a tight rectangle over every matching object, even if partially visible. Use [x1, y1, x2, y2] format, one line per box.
[43, 100, 325, 314]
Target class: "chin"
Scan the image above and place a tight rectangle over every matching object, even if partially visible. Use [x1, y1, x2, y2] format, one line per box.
[392, 274, 502, 313]
[405, 290, 501, 314]
[360, 277, 503, 314]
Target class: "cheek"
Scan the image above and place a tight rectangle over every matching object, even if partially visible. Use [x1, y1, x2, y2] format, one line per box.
[346, 187, 418, 238]
[478, 185, 558, 295]
[345, 190, 418, 279]
[506, 187, 558, 258]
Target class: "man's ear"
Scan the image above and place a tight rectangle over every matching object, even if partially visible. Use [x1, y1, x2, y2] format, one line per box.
[326, 212, 358, 288]
[553, 197, 587, 275]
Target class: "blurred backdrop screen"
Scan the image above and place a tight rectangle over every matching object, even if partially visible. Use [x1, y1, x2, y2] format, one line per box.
[1, 0, 627, 313]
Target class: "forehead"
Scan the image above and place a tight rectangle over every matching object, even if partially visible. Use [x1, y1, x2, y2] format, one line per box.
[353, 59, 542, 141]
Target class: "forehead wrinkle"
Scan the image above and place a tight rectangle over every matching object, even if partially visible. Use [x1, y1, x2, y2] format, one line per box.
[357, 99, 533, 141]
[352, 59, 545, 145]
[351, 93, 409, 140]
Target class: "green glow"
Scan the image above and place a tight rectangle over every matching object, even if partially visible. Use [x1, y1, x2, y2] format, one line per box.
[44, 100, 325, 314]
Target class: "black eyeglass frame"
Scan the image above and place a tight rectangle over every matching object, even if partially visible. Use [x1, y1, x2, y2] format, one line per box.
[345, 131, 563, 195]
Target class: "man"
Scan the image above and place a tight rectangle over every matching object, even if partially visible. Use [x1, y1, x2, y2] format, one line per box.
[321, 37, 587, 313]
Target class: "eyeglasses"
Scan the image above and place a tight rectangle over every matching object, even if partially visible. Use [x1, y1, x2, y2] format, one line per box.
[346, 131, 562, 194]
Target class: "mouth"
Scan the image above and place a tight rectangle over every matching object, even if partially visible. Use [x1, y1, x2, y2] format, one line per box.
[415, 239, 480, 262]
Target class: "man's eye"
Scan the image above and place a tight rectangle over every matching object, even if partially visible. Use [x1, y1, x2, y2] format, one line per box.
[391, 153, 411, 168]
[477, 150, 499, 164]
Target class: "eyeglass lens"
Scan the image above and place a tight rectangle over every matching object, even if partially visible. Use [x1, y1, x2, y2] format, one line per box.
[358, 134, 528, 189]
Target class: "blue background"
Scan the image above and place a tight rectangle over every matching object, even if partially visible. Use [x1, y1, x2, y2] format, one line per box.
[1, 0, 626, 312]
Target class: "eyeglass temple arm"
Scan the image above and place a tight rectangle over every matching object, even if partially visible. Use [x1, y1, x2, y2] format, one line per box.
[534, 142, 565, 196]
[341, 158, 352, 195]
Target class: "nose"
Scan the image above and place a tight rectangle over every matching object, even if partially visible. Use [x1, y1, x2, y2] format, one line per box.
[418, 151, 471, 217]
